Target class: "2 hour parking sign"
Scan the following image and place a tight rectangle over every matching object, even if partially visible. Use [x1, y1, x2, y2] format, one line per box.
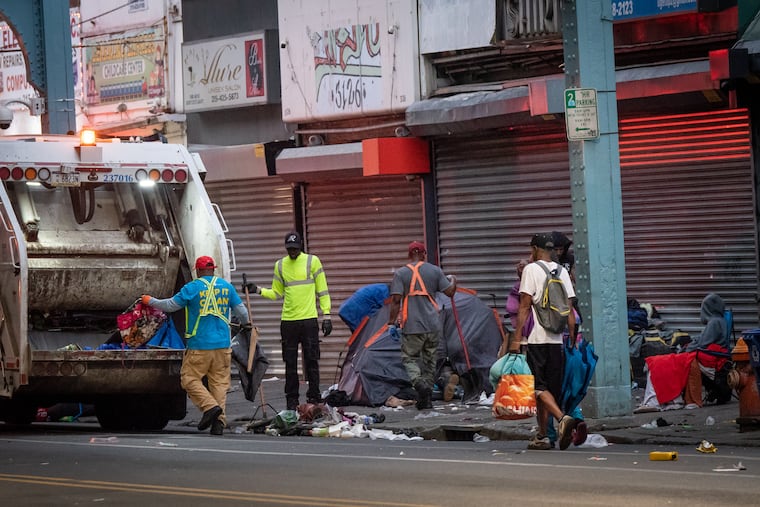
[564, 88, 599, 141]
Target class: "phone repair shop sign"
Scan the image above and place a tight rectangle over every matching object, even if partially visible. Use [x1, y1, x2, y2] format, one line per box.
[564, 88, 599, 141]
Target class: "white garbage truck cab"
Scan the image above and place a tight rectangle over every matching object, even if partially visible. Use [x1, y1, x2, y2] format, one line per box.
[0, 132, 233, 430]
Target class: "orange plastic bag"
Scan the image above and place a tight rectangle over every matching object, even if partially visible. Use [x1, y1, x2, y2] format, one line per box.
[492, 373, 537, 420]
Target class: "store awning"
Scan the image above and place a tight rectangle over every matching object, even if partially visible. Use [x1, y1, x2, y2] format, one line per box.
[406, 60, 716, 136]
[711, 8, 760, 80]
[735, 7, 760, 54]
[190, 143, 270, 182]
[276, 137, 429, 181]
[276, 142, 363, 181]
[89, 113, 186, 138]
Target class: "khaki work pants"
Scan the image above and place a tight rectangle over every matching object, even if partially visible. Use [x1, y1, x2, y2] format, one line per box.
[181, 348, 232, 425]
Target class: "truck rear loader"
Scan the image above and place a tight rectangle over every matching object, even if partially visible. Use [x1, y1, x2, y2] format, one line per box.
[0, 133, 234, 430]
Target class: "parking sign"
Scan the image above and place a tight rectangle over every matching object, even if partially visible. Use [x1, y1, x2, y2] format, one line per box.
[564, 88, 599, 141]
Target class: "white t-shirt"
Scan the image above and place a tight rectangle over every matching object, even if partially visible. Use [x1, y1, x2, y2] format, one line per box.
[519, 260, 576, 345]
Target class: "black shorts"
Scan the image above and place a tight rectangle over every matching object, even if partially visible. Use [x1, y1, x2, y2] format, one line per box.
[526, 343, 563, 400]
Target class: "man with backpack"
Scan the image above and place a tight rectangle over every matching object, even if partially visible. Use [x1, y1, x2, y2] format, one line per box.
[509, 233, 578, 450]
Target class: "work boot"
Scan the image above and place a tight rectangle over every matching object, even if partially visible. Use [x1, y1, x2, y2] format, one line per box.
[443, 373, 459, 402]
[414, 380, 433, 410]
[210, 420, 224, 436]
[198, 405, 222, 431]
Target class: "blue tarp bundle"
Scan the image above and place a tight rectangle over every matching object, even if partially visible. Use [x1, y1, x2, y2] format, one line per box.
[561, 338, 598, 414]
[145, 318, 185, 349]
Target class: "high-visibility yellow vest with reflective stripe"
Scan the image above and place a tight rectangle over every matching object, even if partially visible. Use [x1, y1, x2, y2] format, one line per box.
[185, 276, 230, 338]
[260, 253, 331, 321]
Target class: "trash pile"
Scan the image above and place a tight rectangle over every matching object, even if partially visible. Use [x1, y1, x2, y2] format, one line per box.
[248, 403, 423, 441]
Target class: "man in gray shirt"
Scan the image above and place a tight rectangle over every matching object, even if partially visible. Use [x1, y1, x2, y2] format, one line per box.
[388, 241, 456, 409]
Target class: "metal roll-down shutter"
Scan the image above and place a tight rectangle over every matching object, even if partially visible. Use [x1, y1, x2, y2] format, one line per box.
[206, 178, 295, 376]
[303, 175, 424, 383]
[620, 109, 758, 334]
[434, 129, 572, 317]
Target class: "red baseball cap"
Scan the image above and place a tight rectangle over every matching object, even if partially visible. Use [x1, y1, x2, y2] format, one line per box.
[194, 255, 217, 270]
[408, 241, 426, 256]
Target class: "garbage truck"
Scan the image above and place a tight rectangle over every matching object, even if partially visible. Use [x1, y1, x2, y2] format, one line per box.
[0, 132, 234, 430]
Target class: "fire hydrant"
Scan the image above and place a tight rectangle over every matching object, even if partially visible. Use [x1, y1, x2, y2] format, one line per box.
[728, 337, 760, 432]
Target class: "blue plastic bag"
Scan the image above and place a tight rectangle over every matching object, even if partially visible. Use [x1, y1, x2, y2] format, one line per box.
[145, 318, 185, 349]
[489, 352, 532, 390]
[561, 339, 597, 414]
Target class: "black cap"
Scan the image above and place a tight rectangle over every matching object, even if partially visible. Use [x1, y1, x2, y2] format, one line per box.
[530, 233, 554, 250]
[285, 231, 302, 249]
[551, 231, 572, 249]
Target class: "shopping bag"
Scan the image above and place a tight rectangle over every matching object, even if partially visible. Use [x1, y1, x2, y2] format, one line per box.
[492, 353, 536, 420]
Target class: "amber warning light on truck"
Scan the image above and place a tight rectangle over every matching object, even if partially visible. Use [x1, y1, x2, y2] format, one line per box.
[80, 129, 97, 146]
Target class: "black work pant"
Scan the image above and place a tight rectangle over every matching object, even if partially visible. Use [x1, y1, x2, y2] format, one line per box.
[281, 318, 321, 408]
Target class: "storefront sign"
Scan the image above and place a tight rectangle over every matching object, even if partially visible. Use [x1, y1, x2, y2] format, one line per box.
[611, 0, 698, 21]
[182, 33, 268, 112]
[83, 26, 166, 107]
[0, 21, 41, 134]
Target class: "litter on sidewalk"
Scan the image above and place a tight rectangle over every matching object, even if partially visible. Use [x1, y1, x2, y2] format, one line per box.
[713, 462, 746, 472]
[697, 440, 717, 453]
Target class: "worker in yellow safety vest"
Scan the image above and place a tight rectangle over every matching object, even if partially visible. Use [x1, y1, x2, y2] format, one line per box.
[246, 231, 332, 410]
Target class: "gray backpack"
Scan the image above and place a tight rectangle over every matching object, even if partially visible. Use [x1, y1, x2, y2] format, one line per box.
[533, 262, 571, 333]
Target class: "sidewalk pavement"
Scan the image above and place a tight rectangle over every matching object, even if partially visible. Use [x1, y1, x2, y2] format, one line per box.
[169, 377, 760, 448]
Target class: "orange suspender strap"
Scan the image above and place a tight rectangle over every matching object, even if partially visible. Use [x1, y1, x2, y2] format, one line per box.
[400, 262, 438, 326]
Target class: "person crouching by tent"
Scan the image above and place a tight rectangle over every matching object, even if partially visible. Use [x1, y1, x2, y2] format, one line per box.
[388, 241, 457, 410]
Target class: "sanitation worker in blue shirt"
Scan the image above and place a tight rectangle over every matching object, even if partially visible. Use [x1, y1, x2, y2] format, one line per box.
[142, 255, 250, 436]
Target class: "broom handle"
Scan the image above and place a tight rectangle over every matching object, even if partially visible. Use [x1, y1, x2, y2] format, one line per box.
[242, 273, 256, 373]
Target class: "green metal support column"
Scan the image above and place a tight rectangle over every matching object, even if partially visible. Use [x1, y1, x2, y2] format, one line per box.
[561, 0, 631, 417]
[0, 0, 75, 134]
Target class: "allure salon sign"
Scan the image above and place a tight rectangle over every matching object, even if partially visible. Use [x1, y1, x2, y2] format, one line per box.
[182, 32, 268, 112]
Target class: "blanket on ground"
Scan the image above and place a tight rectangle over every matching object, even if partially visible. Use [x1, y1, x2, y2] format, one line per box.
[645, 352, 697, 404]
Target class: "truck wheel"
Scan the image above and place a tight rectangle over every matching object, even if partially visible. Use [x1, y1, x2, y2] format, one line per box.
[96, 397, 170, 431]
[95, 400, 133, 431]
